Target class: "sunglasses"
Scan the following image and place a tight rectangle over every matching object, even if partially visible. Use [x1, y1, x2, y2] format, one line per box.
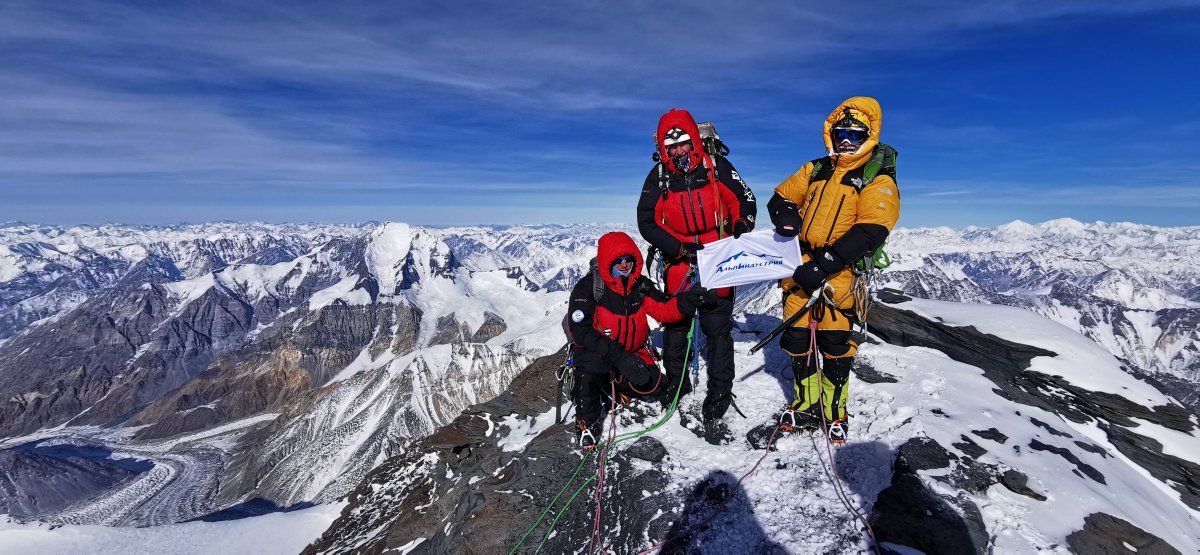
[613, 255, 636, 265]
[833, 127, 869, 143]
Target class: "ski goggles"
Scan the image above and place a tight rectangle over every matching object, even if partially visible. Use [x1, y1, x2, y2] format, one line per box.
[833, 127, 869, 144]
[613, 255, 636, 266]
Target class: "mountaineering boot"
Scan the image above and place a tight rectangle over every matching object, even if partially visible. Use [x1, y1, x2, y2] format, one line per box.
[701, 417, 734, 446]
[779, 404, 820, 433]
[701, 389, 733, 422]
[824, 418, 848, 445]
[659, 370, 693, 411]
[576, 418, 602, 452]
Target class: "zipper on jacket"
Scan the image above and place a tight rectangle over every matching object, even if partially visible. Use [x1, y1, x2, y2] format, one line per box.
[623, 294, 632, 350]
[802, 181, 829, 241]
[685, 183, 704, 234]
[678, 196, 694, 234]
[824, 194, 846, 245]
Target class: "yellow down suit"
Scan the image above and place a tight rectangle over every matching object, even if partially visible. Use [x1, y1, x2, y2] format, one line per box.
[770, 96, 901, 423]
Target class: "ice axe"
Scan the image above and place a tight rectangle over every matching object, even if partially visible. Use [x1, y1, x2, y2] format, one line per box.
[748, 282, 827, 355]
[555, 345, 574, 425]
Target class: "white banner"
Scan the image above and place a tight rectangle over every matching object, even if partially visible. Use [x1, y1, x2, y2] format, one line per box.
[696, 230, 802, 289]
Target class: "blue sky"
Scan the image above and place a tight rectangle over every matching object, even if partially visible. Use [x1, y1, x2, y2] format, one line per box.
[2, 1, 1198, 228]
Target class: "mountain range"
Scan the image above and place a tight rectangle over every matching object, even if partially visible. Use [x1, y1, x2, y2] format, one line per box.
[1, 218, 1197, 553]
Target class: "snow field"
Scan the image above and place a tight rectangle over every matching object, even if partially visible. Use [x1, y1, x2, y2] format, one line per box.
[0, 502, 346, 555]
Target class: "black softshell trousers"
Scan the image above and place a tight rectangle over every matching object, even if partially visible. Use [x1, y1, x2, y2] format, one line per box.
[661, 294, 735, 419]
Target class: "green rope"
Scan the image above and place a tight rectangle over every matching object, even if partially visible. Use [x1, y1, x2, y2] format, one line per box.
[508, 448, 596, 554]
[536, 473, 598, 553]
[511, 320, 697, 554]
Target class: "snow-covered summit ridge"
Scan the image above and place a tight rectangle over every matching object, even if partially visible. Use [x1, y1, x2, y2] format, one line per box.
[2, 217, 1196, 378]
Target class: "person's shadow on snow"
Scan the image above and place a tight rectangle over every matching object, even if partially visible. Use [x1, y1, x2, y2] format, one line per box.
[832, 440, 895, 506]
[834, 440, 984, 555]
[659, 470, 787, 555]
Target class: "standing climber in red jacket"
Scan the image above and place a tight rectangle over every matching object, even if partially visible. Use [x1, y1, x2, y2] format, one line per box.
[636, 108, 757, 444]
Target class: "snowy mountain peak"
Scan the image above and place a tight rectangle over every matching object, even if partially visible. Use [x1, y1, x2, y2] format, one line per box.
[364, 222, 416, 296]
[1038, 217, 1089, 234]
[995, 219, 1036, 235]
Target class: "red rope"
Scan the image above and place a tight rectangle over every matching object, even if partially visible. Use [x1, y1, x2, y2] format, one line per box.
[588, 382, 621, 554]
[808, 314, 879, 551]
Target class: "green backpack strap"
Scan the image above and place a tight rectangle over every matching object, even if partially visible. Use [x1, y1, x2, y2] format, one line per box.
[806, 156, 834, 184]
[854, 144, 898, 274]
[862, 143, 898, 185]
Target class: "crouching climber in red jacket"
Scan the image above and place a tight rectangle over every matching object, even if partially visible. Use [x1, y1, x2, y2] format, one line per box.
[566, 231, 715, 450]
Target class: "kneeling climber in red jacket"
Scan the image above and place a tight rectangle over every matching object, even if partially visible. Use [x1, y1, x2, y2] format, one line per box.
[566, 231, 714, 450]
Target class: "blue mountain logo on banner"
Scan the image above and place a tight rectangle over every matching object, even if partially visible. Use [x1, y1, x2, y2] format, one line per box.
[715, 251, 786, 273]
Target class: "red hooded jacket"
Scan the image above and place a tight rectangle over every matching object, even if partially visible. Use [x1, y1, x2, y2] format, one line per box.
[566, 232, 685, 369]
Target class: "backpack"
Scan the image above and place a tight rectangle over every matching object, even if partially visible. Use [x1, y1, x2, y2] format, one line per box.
[696, 121, 729, 157]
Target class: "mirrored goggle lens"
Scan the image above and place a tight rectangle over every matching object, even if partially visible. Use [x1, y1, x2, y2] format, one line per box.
[833, 128, 869, 143]
[614, 255, 636, 265]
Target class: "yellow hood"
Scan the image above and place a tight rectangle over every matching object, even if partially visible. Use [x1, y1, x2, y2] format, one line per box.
[823, 96, 882, 166]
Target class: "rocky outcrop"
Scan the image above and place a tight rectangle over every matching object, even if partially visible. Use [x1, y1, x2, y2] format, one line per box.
[128, 346, 311, 440]
[471, 311, 507, 343]
[1067, 513, 1182, 555]
[870, 438, 989, 554]
[301, 352, 638, 554]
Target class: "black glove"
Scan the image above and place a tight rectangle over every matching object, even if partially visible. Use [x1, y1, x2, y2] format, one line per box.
[769, 195, 801, 237]
[723, 219, 751, 239]
[775, 218, 800, 238]
[678, 242, 704, 263]
[677, 286, 716, 314]
[792, 248, 845, 295]
[812, 247, 845, 274]
[791, 261, 828, 296]
[612, 351, 656, 390]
